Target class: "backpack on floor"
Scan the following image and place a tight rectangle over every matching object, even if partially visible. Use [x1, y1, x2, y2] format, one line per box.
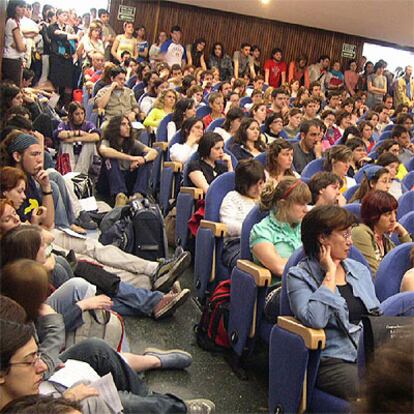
[66, 309, 125, 352]
[129, 199, 169, 261]
[195, 280, 231, 352]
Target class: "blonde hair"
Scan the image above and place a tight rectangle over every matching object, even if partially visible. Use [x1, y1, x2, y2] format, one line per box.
[153, 89, 178, 110]
[260, 176, 311, 222]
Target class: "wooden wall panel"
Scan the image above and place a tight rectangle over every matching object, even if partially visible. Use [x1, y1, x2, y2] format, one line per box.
[109, 0, 368, 68]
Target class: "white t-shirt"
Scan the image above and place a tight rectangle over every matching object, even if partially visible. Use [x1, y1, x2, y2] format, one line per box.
[160, 39, 185, 67]
[4, 18, 26, 59]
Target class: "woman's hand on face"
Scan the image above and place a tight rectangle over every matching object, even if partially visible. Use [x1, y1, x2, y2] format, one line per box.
[77, 294, 113, 311]
[63, 383, 99, 402]
[393, 222, 409, 237]
[319, 244, 336, 274]
[220, 152, 231, 163]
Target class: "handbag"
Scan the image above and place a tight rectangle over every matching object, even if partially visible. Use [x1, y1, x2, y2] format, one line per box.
[56, 153, 71, 175]
[65, 309, 125, 352]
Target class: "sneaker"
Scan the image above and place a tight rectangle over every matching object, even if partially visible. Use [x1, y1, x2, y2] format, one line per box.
[185, 399, 215, 414]
[153, 289, 190, 319]
[171, 281, 182, 294]
[153, 251, 191, 292]
[115, 192, 128, 207]
[143, 347, 192, 369]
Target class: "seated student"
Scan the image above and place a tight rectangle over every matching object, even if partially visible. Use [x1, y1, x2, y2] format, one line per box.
[0, 131, 89, 234]
[287, 205, 380, 400]
[349, 166, 392, 203]
[265, 139, 299, 186]
[167, 98, 196, 142]
[139, 78, 168, 117]
[358, 120, 375, 152]
[220, 159, 265, 268]
[321, 109, 341, 148]
[143, 88, 177, 130]
[244, 89, 263, 110]
[98, 115, 158, 207]
[94, 66, 139, 122]
[187, 85, 205, 109]
[202, 92, 225, 128]
[391, 124, 414, 166]
[352, 190, 412, 277]
[376, 139, 409, 181]
[53, 102, 100, 175]
[373, 103, 392, 135]
[1, 395, 84, 414]
[225, 91, 241, 113]
[228, 117, 266, 161]
[292, 119, 322, 174]
[263, 113, 284, 144]
[376, 152, 404, 200]
[170, 117, 204, 164]
[1, 226, 191, 321]
[300, 98, 319, 121]
[187, 132, 233, 194]
[323, 145, 356, 192]
[345, 138, 370, 178]
[335, 109, 353, 138]
[249, 102, 267, 127]
[283, 108, 303, 139]
[308, 171, 345, 207]
[250, 177, 311, 284]
[92, 62, 116, 96]
[0, 295, 215, 414]
[395, 112, 414, 131]
[213, 107, 245, 142]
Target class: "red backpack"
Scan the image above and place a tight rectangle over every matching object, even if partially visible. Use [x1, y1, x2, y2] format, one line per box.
[195, 280, 231, 352]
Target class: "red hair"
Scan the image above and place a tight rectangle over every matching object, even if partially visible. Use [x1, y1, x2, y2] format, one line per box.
[361, 190, 398, 228]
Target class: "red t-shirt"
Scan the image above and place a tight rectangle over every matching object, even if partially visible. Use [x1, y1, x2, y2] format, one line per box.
[264, 59, 287, 88]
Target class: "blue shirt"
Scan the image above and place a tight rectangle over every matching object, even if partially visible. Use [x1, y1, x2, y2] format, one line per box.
[287, 257, 380, 362]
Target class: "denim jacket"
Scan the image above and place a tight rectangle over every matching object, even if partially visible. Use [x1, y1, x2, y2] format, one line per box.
[287, 257, 380, 362]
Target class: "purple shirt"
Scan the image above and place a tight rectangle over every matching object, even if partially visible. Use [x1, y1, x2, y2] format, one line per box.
[53, 121, 100, 141]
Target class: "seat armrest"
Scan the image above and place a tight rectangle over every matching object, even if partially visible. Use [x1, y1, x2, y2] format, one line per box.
[200, 220, 228, 237]
[164, 161, 182, 172]
[277, 316, 326, 350]
[180, 187, 204, 200]
[236, 259, 271, 287]
[153, 141, 169, 152]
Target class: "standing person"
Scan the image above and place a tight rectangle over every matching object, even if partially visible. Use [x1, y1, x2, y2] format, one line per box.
[394, 65, 414, 109]
[233, 43, 251, 80]
[48, 9, 80, 110]
[208, 42, 233, 82]
[324, 60, 344, 92]
[292, 119, 322, 174]
[249, 45, 262, 79]
[148, 31, 168, 67]
[111, 22, 138, 63]
[98, 9, 116, 62]
[344, 60, 360, 96]
[186, 38, 207, 70]
[160, 25, 186, 68]
[366, 61, 387, 109]
[288, 54, 310, 89]
[264, 48, 287, 88]
[76, 21, 104, 62]
[308, 55, 330, 87]
[37, 9, 56, 86]
[2, 0, 27, 86]
[358, 61, 374, 91]
[135, 25, 149, 63]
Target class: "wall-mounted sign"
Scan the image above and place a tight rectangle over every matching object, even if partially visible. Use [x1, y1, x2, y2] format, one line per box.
[341, 43, 356, 59]
[118, 5, 136, 22]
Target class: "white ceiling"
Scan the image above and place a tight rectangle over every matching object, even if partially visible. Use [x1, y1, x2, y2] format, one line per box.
[167, 0, 414, 48]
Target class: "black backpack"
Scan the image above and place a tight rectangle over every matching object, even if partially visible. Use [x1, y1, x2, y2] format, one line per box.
[195, 280, 231, 353]
[129, 199, 169, 261]
[99, 199, 168, 261]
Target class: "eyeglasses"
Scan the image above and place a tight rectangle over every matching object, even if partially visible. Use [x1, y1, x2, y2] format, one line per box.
[341, 229, 353, 240]
[9, 352, 43, 368]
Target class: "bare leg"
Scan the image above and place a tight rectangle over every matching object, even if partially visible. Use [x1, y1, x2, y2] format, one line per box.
[121, 352, 161, 372]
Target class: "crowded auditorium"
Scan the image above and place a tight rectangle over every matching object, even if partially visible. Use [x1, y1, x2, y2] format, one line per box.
[0, 0, 414, 412]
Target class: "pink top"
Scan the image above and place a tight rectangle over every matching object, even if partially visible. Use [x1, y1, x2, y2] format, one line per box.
[344, 71, 360, 95]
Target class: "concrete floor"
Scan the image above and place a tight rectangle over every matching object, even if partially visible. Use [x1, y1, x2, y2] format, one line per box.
[124, 267, 270, 414]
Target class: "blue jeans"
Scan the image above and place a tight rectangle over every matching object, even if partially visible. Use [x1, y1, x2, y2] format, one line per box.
[47, 170, 76, 227]
[60, 339, 186, 413]
[112, 281, 163, 317]
[104, 159, 152, 196]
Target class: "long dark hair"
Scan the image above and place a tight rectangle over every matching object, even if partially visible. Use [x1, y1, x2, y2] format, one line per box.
[179, 117, 204, 144]
[6, 0, 26, 19]
[172, 98, 195, 130]
[234, 118, 266, 152]
[101, 115, 137, 153]
[266, 138, 295, 177]
[67, 101, 85, 127]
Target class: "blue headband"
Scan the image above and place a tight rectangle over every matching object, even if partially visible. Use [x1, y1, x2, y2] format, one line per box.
[7, 134, 38, 155]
